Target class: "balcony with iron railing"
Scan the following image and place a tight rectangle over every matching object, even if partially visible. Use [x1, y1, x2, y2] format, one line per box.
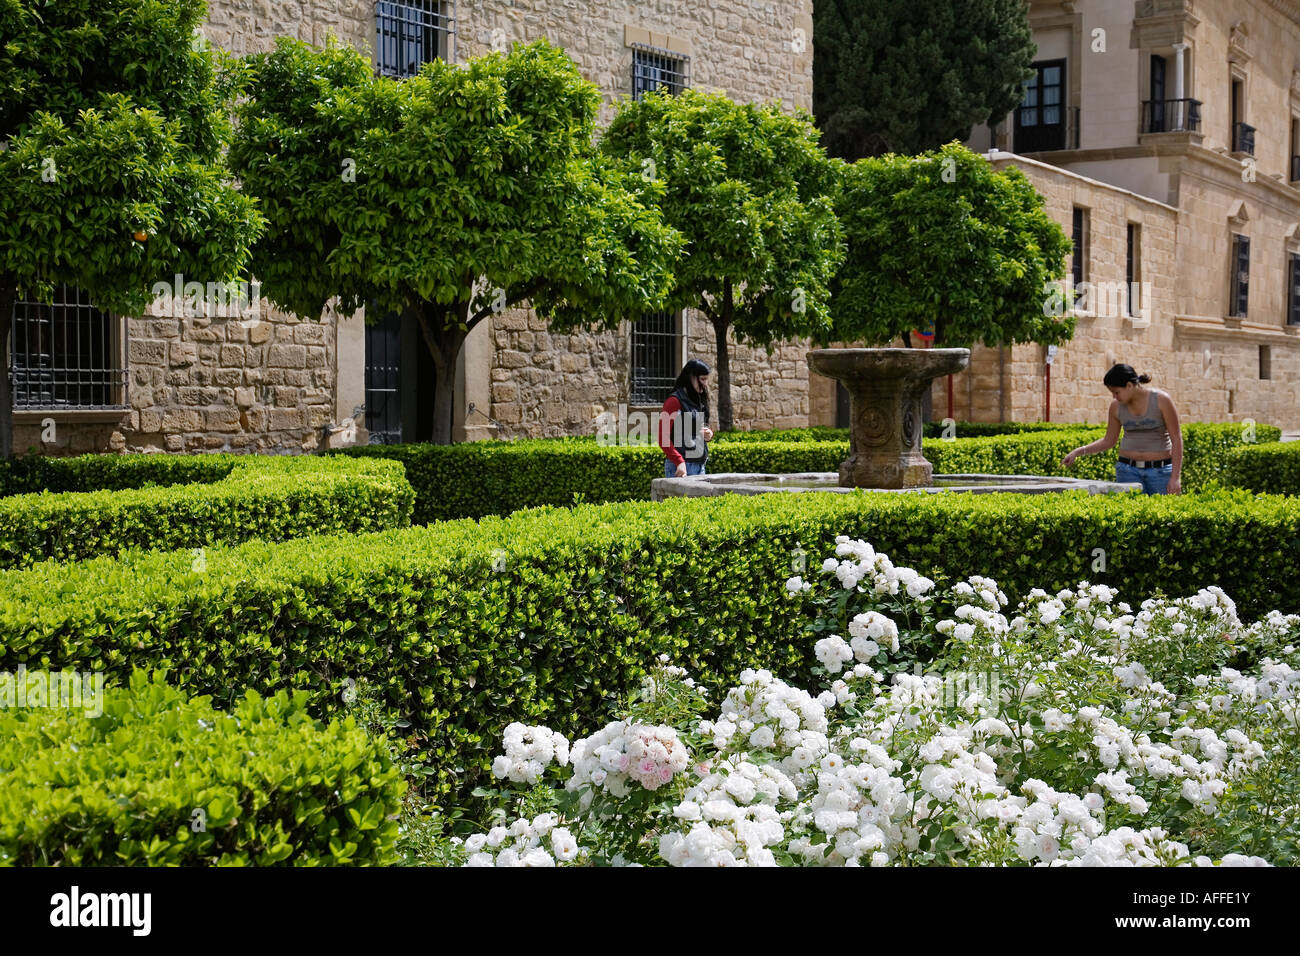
[1233, 122, 1256, 156]
[1140, 98, 1201, 134]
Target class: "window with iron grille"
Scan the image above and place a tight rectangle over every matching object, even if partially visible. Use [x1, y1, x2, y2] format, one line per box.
[1288, 254, 1300, 326]
[630, 310, 680, 406]
[1071, 207, 1089, 292]
[8, 284, 126, 409]
[375, 0, 455, 78]
[1126, 223, 1141, 317]
[1230, 234, 1250, 318]
[632, 44, 689, 100]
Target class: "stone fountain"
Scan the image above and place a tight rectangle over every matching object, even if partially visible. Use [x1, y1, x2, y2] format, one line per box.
[650, 347, 1140, 500]
[808, 348, 969, 488]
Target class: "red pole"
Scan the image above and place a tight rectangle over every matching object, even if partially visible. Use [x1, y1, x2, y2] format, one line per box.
[1045, 362, 1051, 422]
[946, 375, 954, 421]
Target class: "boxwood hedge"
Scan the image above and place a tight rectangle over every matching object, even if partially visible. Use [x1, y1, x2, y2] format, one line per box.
[340, 422, 1278, 523]
[1224, 442, 1300, 495]
[0, 455, 413, 569]
[3, 487, 1297, 804]
[0, 670, 404, 866]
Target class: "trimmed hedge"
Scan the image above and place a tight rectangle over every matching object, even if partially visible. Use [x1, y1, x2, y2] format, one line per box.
[714, 421, 1103, 442]
[0, 670, 404, 866]
[1224, 442, 1300, 495]
[4, 487, 1299, 804]
[340, 422, 1279, 523]
[0, 452, 237, 498]
[0, 455, 413, 569]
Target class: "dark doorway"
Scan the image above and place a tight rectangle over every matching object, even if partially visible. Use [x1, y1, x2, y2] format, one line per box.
[364, 307, 440, 443]
[1149, 55, 1167, 131]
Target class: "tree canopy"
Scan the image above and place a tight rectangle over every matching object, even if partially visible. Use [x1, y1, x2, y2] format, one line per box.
[0, 0, 262, 456]
[601, 89, 844, 431]
[829, 144, 1073, 349]
[814, 0, 1036, 160]
[230, 37, 681, 444]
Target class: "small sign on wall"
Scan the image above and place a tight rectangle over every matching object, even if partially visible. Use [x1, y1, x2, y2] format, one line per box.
[1046, 345, 1058, 365]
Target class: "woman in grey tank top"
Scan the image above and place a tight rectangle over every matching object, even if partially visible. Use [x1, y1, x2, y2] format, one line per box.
[1061, 364, 1183, 494]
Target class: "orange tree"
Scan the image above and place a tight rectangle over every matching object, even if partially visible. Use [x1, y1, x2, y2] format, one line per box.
[0, 0, 263, 457]
[229, 38, 681, 445]
[829, 144, 1073, 350]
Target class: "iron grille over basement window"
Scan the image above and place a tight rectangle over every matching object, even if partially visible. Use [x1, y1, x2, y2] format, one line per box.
[375, 0, 455, 78]
[630, 310, 679, 405]
[632, 44, 689, 100]
[9, 284, 126, 409]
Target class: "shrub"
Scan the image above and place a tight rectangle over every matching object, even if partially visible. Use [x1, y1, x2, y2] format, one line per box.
[340, 422, 1278, 522]
[449, 538, 1299, 866]
[0, 670, 404, 866]
[0, 455, 413, 569]
[3, 486, 1298, 805]
[714, 422, 1102, 442]
[1224, 442, 1300, 495]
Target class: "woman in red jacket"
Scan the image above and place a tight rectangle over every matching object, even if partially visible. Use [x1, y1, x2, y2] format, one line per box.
[659, 359, 714, 477]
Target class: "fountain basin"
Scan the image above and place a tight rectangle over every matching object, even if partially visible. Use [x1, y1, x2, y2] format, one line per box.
[807, 347, 971, 489]
[651, 472, 1142, 501]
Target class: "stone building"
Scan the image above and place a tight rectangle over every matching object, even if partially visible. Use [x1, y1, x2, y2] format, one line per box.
[951, 0, 1300, 430]
[8, 0, 1300, 456]
[4, 0, 816, 455]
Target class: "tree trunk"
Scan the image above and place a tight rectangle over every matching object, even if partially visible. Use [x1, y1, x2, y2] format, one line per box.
[1, 279, 13, 459]
[414, 306, 467, 446]
[712, 280, 735, 432]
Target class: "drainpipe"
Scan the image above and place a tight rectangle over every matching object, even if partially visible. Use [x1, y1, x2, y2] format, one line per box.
[1045, 345, 1058, 422]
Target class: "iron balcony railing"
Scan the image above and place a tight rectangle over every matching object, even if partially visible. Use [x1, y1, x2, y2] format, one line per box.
[1233, 122, 1256, 156]
[1141, 98, 1202, 134]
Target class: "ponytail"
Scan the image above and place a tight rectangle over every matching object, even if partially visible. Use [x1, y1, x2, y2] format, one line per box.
[1103, 363, 1150, 388]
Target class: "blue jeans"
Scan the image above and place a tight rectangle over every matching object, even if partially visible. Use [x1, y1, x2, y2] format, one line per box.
[1116, 460, 1172, 495]
[666, 460, 706, 477]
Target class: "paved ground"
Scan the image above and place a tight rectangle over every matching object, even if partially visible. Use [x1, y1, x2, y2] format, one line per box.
[1282, 432, 1300, 443]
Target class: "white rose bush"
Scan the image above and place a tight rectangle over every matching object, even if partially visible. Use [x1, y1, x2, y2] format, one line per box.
[449, 537, 1298, 866]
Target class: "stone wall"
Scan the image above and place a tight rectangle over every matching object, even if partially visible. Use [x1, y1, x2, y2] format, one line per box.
[12, 298, 339, 456]
[471, 0, 820, 438]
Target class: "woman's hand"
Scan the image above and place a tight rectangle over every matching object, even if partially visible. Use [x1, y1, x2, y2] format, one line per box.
[675, 462, 687, 478]
[1061, 450, 1078, 468]
[1166, 475, 1182, 495]
[701, 426, 714, 442]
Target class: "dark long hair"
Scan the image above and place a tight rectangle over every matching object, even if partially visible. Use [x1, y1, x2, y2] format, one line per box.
[1103, 363, 1152, 387]
[673, 359, 711, 422]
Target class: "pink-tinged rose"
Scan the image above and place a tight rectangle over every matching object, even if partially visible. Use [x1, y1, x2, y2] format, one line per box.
[696, 763, 711, 775]
[639, 759, 657, 776]
[618, 754, 630, 772]
[659, 766, 674, 783]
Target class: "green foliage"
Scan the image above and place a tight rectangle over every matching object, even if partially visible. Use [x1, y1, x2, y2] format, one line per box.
[0, 455, 412, 568]
[1223, 441, 1300, 495]
[602, 89, 843, 345]
[830, 144, 1073, 349]
[339, 422, 1276, 523]
[0, 670, 405, 866]
[0, 0, 262, 314]
[813, 0, 1036, 160]
[713, 421, 1104, 442]
[4, 486, 1300, 806]
[601, 88, 844, 428]
[229, 37, 679, 443]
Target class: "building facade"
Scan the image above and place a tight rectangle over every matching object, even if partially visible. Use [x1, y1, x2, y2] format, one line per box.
[957, 0, 1300, 429]
[8, 0, 1300, 457]
[5, 0, 817, 455]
